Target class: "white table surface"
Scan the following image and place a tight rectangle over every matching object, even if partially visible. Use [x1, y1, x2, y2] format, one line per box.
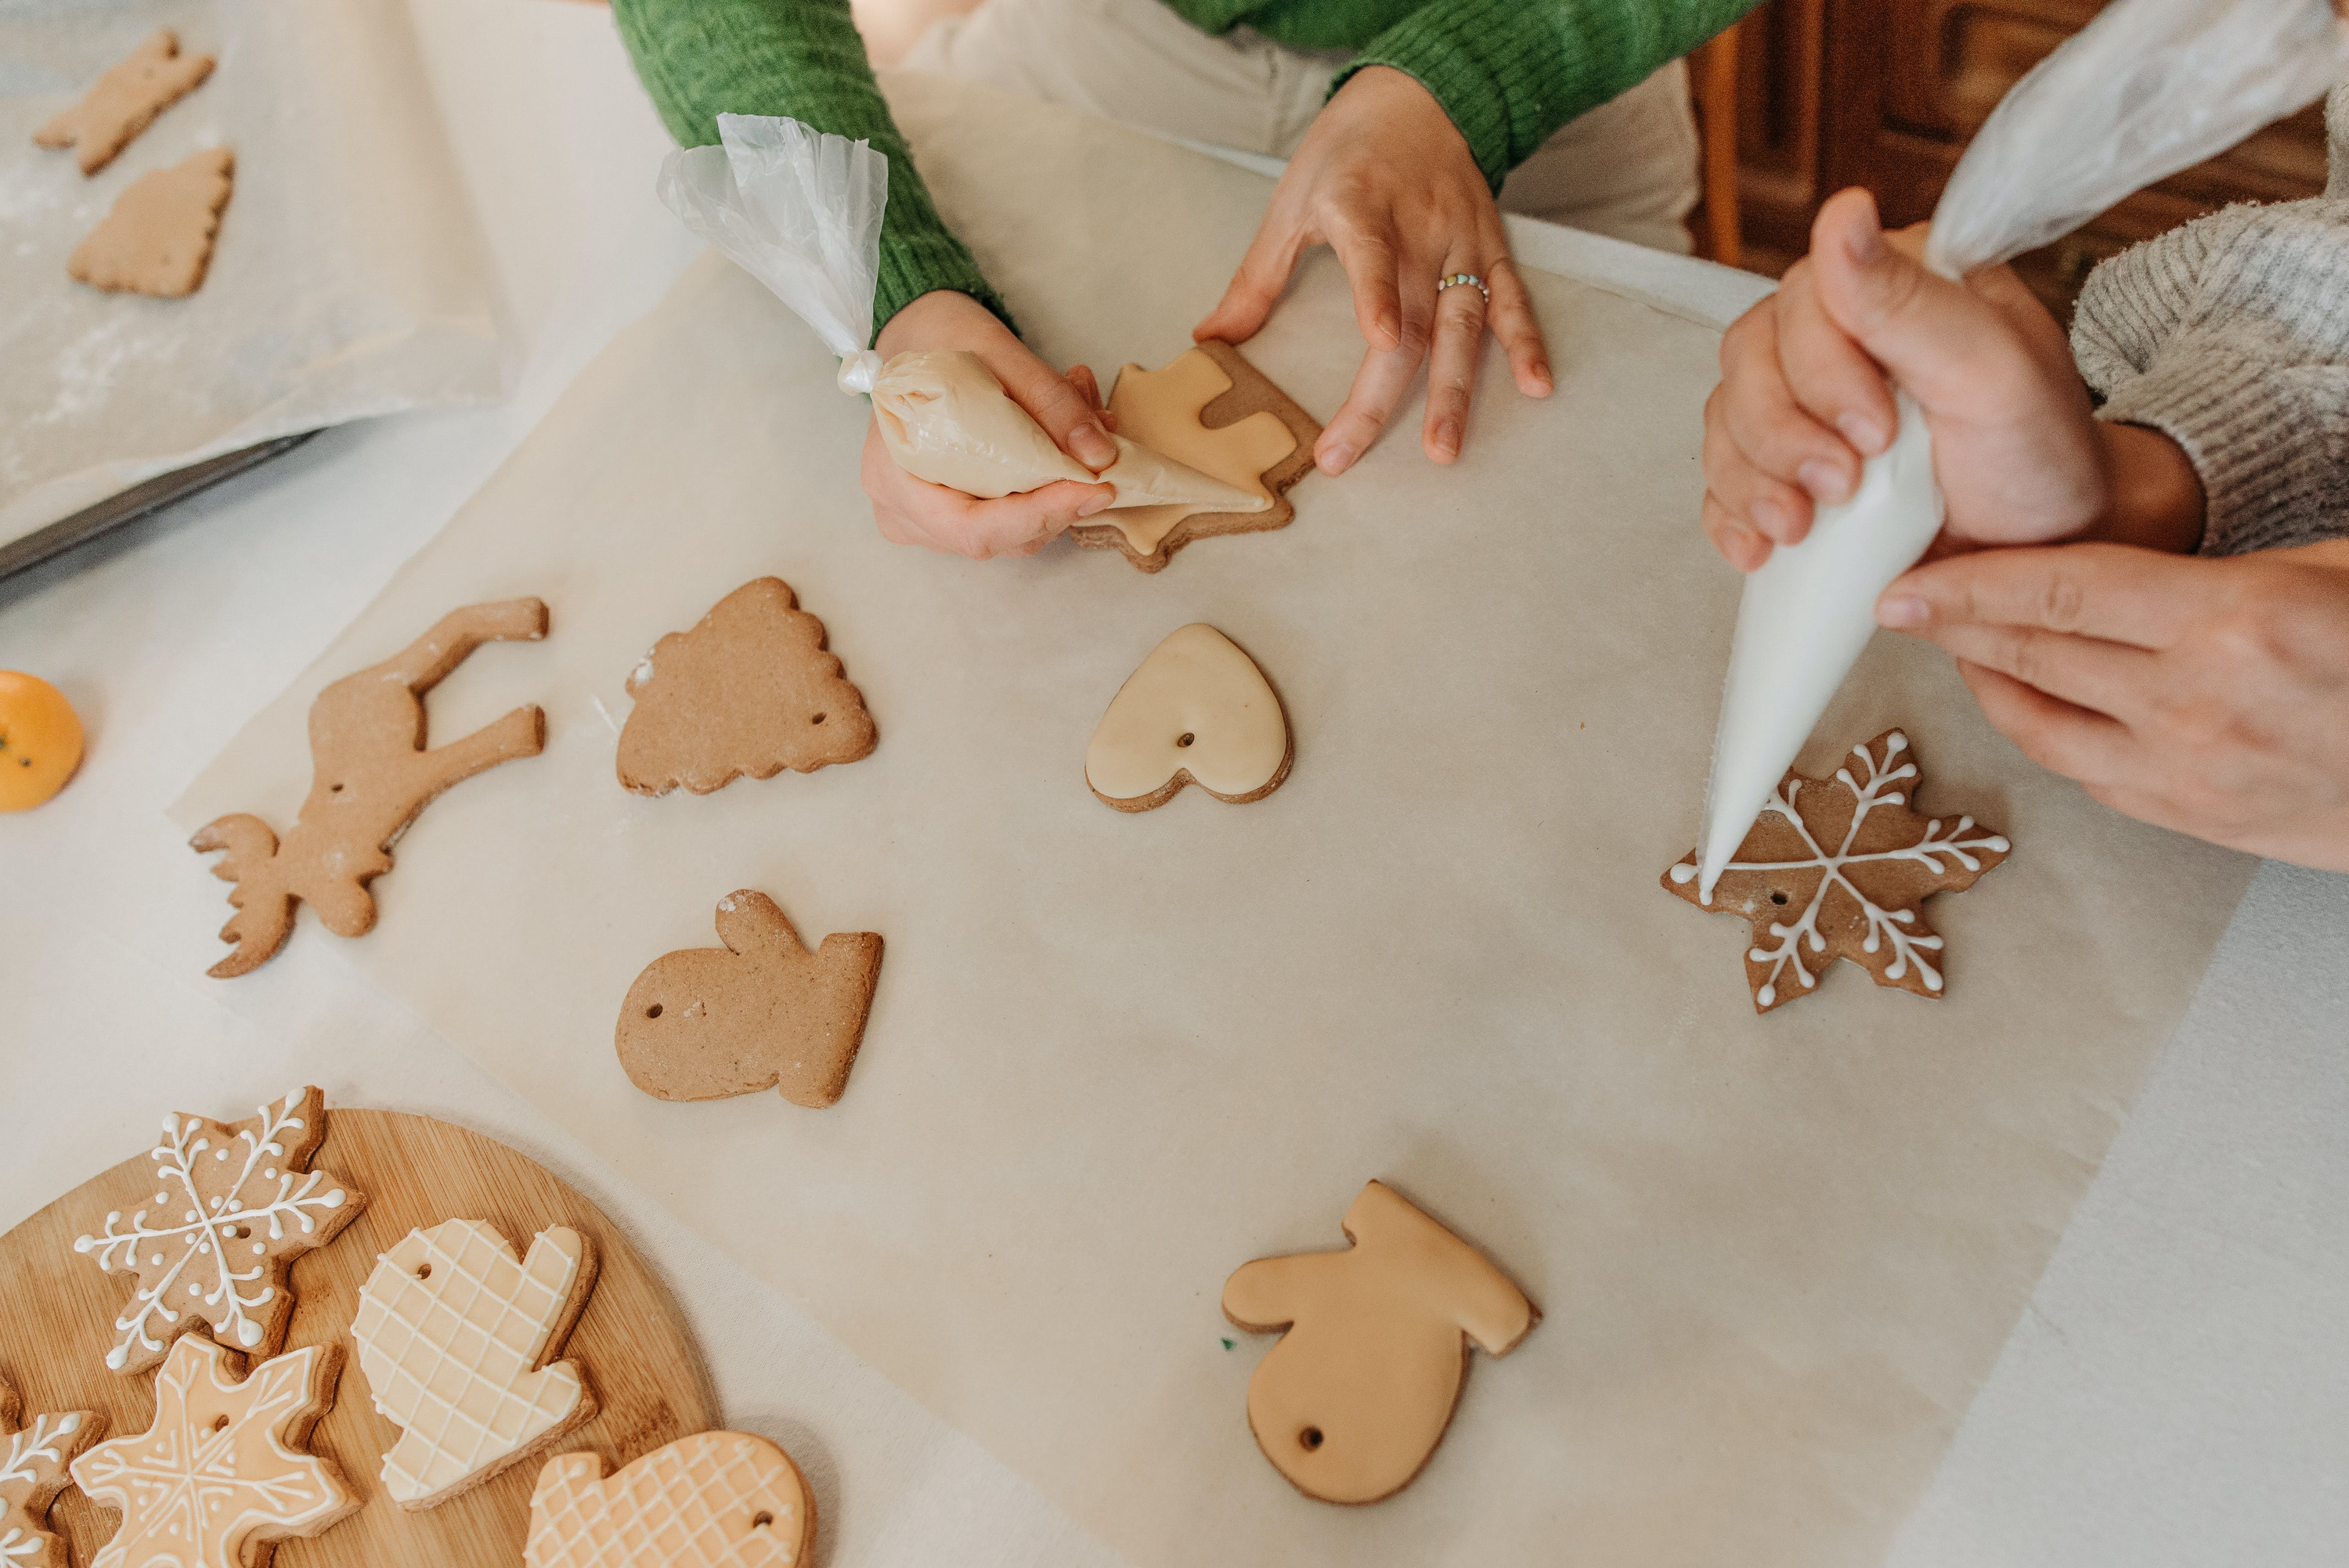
[2, 4, 2342, 1564]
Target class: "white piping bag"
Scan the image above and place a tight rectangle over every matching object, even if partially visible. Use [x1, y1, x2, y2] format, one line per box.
[657, 114, 1269, 513]
[1693, 0, 2349, 900]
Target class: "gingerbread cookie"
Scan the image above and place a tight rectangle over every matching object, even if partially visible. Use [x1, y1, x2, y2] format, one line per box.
[525, 1431, 815, 1568]
[1663, 729, 2012, 1013]
[1086, 624, 1291, 810]
[617, 892, 883, 1108]
[0, 1379, 103, 1568]
[1222, 1180, 1538, 1505]
[67, 146, 233, 299]
[74, 1086, 364, 1375]
[192, 597, 548, 977]
[0, 672, 84, 813]
[33, 29, 214, 176]
[617, 579, 875, 797]
[351, 1218, 599, 1510]
[72, 1336, 355, 1568]
[1071, 341, 1319, 572]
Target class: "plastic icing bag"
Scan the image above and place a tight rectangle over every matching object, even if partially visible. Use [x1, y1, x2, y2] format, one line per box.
[657, 114, 1265, 515]
[1693, 0, 2349, 899]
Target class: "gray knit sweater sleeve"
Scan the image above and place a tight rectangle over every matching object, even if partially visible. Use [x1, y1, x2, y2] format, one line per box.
[2069, 83, 2349, 557]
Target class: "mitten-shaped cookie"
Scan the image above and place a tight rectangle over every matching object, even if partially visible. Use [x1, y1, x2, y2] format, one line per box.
[525, 1431, 814, 1567]
[617, 892, 883, 1108]
[1223, 1181, 1537, 1504]
[33, 30, 213, 175]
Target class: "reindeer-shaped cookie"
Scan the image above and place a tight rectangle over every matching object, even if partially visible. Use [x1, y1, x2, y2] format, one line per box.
[1223, 1180, 1539, 1504]
[192, 598, 548, 978]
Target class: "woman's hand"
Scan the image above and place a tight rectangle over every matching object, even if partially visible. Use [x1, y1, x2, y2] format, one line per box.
[1878, 539, 2349, 871]
[1196, 65, 1553, 474]
[864, 290, 1117, 559]
[1700, 189, 2204, 572]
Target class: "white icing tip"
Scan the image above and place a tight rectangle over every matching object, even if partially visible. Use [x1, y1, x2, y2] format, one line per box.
[1986, 837, 2010, 852]
[1668, 863, 1695, 884]
[323, 1189, 346, 1208]
[74, 1235, 93, 1253]
[105, 1346, 128, 1370]
[239, 1320, 264, 1346]
[59, 1413, 80, 1433]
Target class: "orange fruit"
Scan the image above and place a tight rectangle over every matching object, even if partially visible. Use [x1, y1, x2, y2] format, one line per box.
[0, 672, 84, 812]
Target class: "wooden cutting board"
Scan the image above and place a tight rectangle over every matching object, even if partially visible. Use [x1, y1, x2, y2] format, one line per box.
[0, 1105, 716, 1566]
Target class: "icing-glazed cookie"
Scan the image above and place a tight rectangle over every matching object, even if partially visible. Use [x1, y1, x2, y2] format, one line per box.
[350, 1219, 599, 1510]
[71, 1336, 356, 1568]
[1663, 729, 2012, 1013]
[1223, 1181, 1538, 1505]
[0, 672, 84, 813]
[0, 1379, 103, 1568]
[33, 29, 214, 175]
[1071, 341, 1319, 572]
[617, 578, 875, 796]
[67, 146, 233, 298]
[1086, 624, 1291, 810]
[525, 1431, 815, 1568]
[74, 1087, 364, 1376]
[617, 892, 883, 1109]
[192, 597, 547, 977]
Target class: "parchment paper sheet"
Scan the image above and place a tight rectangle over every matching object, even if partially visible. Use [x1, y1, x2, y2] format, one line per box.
[178, 76, 2255, 1568]
[0, 0, 498, 545]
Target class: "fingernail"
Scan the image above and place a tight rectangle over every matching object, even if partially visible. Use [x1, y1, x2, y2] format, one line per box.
[1320, 442, 1356, 474]
[1077, 489, 1113, 517]
[1071, 422, 1117, 470]
[1878, 594, 1929, 629]
[1845, 219, 1885, 268]
[1836, 413, 1889, 455]
[1751, 496, 1794, 539]
[1432, 421, 1460, 460]
[1798, 459, 1850, 504]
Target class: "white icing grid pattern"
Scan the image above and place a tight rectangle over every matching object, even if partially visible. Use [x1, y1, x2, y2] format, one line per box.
[351, 1220, 589, 1504]
[525, 1435, 805, 1568]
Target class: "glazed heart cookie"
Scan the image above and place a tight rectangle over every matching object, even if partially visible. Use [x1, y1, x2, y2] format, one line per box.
[1085, 624, 1291, 811]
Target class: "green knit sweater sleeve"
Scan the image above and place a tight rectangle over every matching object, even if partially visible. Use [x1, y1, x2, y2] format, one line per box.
[1335, 0, 1763, 189]
[609, 0, 1007, 339]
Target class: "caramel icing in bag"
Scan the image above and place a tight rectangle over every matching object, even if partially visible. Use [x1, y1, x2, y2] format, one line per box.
[660, 114, 1263, 512]
[1693, 0, 2349, 897]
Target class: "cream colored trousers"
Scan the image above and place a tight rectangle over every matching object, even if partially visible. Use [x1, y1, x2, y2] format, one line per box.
[901, 0, 1700, 254]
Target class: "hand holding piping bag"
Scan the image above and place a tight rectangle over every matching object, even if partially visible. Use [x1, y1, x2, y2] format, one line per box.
[1688, 0, 2349, 897]
[659, 115, 1268, 561]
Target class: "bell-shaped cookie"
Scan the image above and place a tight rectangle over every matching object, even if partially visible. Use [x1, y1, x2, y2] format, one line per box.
[1084, 624, 1290, 811]
[1223, 1181, 1538, 1505]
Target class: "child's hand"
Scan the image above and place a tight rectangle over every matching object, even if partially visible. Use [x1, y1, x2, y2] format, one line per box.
[1878, 538, 2349, 871]
[863, 290, 1117, 560]
[1701, 189, 2113, 571]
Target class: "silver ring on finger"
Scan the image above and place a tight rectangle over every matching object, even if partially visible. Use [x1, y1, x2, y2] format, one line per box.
[1437, 272, 1490, 306]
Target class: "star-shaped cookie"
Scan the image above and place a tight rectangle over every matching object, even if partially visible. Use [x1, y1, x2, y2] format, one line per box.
[1663, 730, 2012, 1012]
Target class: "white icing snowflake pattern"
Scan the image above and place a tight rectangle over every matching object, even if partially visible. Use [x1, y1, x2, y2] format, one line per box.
[69, 1337, 353, 1568]
[1668, 732, 2012, 1011]
[74, 1087, 361, 1374]
[2, 1395, 97, 1568]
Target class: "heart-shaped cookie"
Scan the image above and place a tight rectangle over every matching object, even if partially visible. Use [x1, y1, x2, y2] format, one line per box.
[1085, 625, 1291, 811]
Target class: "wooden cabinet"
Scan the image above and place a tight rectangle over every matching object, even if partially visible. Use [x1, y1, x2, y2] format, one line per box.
[1728, 0, 2333, 313]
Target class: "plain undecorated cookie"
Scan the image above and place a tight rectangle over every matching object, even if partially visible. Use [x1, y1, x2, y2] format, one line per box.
[34, 29, 214, 176]
[617, 579, 875, 797]
[67, 145, 234, 298]
[616, 891, 884, 1109]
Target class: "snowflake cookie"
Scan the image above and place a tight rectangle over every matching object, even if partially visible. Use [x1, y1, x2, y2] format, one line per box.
[74, 1087, 365, 1375]
[1, 1378, 103, 1568]
[70, 1336, 355, 1568]
[1663, 730, 2012, 1013]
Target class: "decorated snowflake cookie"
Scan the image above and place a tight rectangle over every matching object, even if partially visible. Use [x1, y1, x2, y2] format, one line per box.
[70, 1336, 355, 1568]
[1, 1379, 103, 1568]
[74, 1086, 364, 1375]
[1663, 730, 2012, 1012]
[526, 1431, 815, 1567]
[351, 1218, 599, 1509]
